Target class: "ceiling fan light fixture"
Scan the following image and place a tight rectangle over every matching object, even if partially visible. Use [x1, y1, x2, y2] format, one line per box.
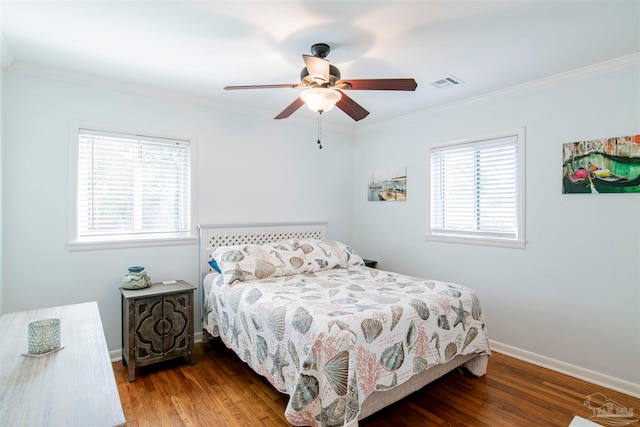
[225, 43, 416, 121]
[300, 88, 341, 114]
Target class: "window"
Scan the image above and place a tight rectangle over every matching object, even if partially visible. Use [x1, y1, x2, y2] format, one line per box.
[426, 128, 525, 248]
[70, 127, 194, 250]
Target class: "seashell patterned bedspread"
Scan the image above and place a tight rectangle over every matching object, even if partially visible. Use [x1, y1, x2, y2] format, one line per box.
[203, 266, 491, 427]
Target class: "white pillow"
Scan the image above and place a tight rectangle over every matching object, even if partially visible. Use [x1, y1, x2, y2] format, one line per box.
[211, 241, 307, 285]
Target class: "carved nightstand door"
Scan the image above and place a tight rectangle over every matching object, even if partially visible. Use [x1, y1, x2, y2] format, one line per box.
[121, 281, 196, 381]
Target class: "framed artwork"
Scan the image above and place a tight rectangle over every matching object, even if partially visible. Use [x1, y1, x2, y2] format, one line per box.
[562, 134, 640, 194]
[368, 166, 407, 201]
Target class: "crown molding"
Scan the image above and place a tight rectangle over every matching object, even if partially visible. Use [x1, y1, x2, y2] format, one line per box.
[5, 61, 354, 135]
[355, 53, 640, 135]
[6, 53, 637, 138]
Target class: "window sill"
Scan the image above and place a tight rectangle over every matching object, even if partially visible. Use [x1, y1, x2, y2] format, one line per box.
[424, 234, 526, 249]
[68, 235, 198, 252]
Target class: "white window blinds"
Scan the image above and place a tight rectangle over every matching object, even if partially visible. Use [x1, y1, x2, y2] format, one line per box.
[428, 129, 524, 246]
[77, 129, 191, 239]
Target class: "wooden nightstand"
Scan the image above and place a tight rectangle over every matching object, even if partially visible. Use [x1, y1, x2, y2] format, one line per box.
[363, 259, 377, 268]
[120, 281, 196, 381]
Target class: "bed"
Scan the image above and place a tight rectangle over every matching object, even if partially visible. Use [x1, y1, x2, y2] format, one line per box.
[198, 222, 490, 427]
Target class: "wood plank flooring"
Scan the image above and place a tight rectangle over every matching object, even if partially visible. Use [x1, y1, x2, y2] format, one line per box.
[113, 340, 639, 426]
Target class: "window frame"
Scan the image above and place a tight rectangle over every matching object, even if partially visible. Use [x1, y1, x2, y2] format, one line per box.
[68, 122, 197, 251]
[425, 127, 526, 249]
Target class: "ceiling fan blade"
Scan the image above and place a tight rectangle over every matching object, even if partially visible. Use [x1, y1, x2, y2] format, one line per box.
[224, 83, 301, 90]
[303, 54, 330, 84]
[336, 91, 370, 121]
[338, 78, 417, 91]
[274, 97, 305, 120]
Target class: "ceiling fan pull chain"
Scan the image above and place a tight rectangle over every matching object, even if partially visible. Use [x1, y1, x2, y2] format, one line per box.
[317, 113, 323, 149]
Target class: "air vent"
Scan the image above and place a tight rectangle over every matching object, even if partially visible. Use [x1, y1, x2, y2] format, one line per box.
[430, 75, 464, 89]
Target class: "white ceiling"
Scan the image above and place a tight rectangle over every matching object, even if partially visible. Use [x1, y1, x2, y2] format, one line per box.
[1, 1, 639, 130]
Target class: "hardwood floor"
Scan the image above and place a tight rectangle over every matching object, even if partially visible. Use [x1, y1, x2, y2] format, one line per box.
[113, 341, 639, 426]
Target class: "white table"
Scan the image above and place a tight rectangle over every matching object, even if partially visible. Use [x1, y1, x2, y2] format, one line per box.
[0, 302, 125, 426]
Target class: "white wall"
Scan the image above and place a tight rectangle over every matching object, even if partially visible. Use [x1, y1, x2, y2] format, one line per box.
[0, 8, 7, 317]
[2, 72, 355, 350]
[0, 63, 3, 317]
[353, 65, 640, 389]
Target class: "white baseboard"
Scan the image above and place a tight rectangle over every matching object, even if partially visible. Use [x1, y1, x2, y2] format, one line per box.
[109, 331, 205, 363]
[490, 340, 640, 399]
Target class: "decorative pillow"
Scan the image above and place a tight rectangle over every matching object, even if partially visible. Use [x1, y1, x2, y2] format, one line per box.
[284, 238, 364, 271]
[208, 259, 222, 273]
[210, 239, 364, 285]
[211, 242, 308, 285]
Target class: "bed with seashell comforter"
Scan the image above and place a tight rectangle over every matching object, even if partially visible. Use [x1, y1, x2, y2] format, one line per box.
[199, 223, 490, 427]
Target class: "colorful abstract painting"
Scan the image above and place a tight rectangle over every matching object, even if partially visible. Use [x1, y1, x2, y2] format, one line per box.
[562, 134, 640, 194]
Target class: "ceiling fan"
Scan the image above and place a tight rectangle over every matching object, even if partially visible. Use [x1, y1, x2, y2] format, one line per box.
[224, 43, 418, 122]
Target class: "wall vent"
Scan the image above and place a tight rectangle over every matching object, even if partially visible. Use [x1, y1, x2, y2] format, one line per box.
[430, 75, 464, 89]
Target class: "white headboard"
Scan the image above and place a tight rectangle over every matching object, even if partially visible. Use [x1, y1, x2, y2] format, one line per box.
[197, 222, 327, 277]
